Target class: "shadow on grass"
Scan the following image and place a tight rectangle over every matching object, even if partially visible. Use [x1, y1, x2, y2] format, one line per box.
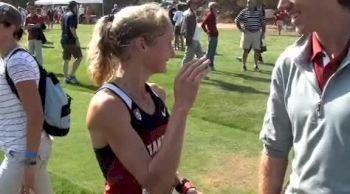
[203, 78, 269, 95]
[200, 117, 260, 134]
[212, 70, 271, 83]
[262, 62, 274, 67]
[43, 45, 55, 48]
[54, 73, 98, 92]
[74, 82, 99, 92]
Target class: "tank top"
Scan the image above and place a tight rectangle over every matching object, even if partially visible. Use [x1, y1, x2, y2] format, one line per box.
[94, 82, 169, 194]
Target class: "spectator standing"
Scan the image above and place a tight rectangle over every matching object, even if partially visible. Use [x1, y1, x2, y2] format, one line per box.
[25, 2, 45, 66]
[78, 4, 85, 24]
[47, 7, 54, 29]
[182, 0, 204, 65]
[235, 0, 265, 71]
[173, 3, 184, 50]
[274, 10, 286, 35]
[259, 0, 350, 193]
[168, 4, 177, 26]
[111, 3, 120, 14]
[85, 6, 93, 24]
[0, 3, 53, 194]
[61, 1, 82, 84]
[201, 2, 219, 71]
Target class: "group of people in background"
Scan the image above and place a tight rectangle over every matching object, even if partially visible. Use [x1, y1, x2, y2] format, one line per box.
[167, 0, 266, 72]
[167, 0, 218, 71]
[21, 1, 82, 84]
[1, 0, 350, 194]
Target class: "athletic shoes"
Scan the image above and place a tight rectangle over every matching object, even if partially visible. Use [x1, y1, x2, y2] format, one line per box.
[64, 76, 79, 84]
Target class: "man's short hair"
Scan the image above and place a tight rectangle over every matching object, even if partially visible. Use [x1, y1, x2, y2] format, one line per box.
[338, 0, 350, 9]
[68, 1, 77, 11]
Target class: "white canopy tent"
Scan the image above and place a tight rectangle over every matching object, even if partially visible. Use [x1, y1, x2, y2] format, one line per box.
[35, 0, 104, 15]
[35, 0, 103, 5]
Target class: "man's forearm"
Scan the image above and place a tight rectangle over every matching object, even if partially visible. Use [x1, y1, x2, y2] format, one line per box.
[259, 153, 288, 194]
[236, 23, 243, 32]
[70, 28, 78, 38]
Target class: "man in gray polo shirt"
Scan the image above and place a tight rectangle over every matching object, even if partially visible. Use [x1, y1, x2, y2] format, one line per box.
[259, 0, 350, 194]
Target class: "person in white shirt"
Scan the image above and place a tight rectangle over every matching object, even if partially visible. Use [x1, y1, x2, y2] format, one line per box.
[173, 3, 184, 50]
[78, 4, 85, 23]
[0, 3, 52, 194]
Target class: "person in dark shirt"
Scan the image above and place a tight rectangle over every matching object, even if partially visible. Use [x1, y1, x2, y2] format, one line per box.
[47, 7, 54, 29]
[168, 4, 177, 26]
[60, 1, 82, 84]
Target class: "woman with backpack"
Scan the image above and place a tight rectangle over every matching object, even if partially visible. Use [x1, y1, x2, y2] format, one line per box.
[0, 3, 52, 194]
[86, 3, 207, 194]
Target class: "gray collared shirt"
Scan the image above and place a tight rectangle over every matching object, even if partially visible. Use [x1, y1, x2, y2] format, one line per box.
[260, 34, 350, 194]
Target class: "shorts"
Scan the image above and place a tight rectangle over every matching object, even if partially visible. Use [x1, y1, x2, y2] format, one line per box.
[61, 43, 82, 60]
[240, 31, 261, 51]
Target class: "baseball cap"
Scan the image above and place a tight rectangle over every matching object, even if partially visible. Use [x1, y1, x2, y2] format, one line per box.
[0, 2, 22, 30]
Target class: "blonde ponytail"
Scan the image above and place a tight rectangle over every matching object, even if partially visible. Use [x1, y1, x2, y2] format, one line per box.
[88, 16, 116, 86]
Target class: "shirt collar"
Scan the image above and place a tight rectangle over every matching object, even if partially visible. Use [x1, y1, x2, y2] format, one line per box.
[311, 32, 325, 62]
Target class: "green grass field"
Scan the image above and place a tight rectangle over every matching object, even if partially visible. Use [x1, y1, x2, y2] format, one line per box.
[2, 24, 298, 194]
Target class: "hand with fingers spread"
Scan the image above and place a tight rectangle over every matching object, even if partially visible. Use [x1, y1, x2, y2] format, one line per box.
[174, 56, 210, 113]
[21, 166, 37, 194]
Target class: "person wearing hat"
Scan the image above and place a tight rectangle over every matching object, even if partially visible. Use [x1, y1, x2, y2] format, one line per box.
[61, 1, 82, 84]
[25, 2, 45, 66]
[181, 0, 205, 66]
[0, 2, 53, 194]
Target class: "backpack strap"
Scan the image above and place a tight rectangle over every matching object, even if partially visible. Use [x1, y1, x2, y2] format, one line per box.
[4, 48, 27, 98]
[4, 48, 46, 110]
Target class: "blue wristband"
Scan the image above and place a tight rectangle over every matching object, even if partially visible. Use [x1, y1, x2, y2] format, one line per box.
[25, 150, 37, 159]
